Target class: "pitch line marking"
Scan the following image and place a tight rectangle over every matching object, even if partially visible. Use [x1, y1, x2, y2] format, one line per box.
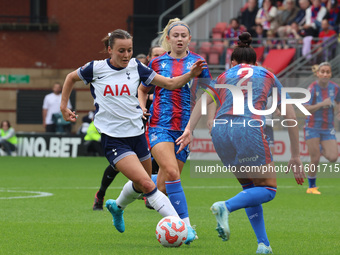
[0, 190, 53, 199]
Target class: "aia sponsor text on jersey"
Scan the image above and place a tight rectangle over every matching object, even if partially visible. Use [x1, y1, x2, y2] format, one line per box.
[103, 84, 131, 96]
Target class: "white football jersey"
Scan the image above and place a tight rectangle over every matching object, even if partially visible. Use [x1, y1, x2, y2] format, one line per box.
[78, 58, 156, 137]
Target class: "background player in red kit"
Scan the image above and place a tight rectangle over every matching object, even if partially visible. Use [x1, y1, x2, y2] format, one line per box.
[304, 62, 340, 194]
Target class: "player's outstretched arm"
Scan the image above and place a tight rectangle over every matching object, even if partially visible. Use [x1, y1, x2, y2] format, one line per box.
[207, 103, 217, 134]
[151, 60, 207, 90]
[304, 97, 332, 114]
[60, 70, 80, 122]
[176, 90, 214, 154]
[137, 84, 152, 120]
[175, 121, 192, 154]
[284, 104, 306, 185]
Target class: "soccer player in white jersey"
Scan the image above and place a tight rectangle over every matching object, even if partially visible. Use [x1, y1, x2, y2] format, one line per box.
[60, 29, 205, 243]
[92, 45, 166, 211]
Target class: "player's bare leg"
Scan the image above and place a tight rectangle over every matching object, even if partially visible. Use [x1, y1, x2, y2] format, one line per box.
[305, 138, 321, 194]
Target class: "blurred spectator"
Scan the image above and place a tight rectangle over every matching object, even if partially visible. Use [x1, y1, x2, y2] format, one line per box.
[224, 18, 247, 47]
[240, 0, 259, 37]
[0, 120, 17, 156]
[319, 18, 337, 40]
[136, 53, 147, 65]
[256, 0, 278, 35]
[265, 30, 281, 52]
[303, 0, 327, 37]
[258, 0, 264, 9]
[283, 21, 303, 48]
[321, 0, 328, 7]
[254, 24, 267, 46]
[223, 18, 247, 68]
[301, 0, 327, 59]
[277, 0, 310, 38]
[317, 18, 337, 61]
[274, 0, 300, 32]
[295, 0, 310, 25]
[52, 113, 72, 133]
[276, 0, 285, 14]
[77, 110, 95, 135]
[84, 121, 104, 156]
[42, 82, 72, 133]
[325, 0, 340, 31]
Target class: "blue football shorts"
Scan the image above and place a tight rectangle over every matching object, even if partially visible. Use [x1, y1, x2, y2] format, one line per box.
[211, 116, 273, 166]
[304, 127, 336, 141]
[101, 133, 151, 166]
[148, 127, 189, 163]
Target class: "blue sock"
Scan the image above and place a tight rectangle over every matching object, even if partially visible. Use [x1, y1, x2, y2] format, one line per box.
[151, 174, 158, 186]
[308, 176, 316, 188]
[165, 179, 189, 219]
[225, 186, 276, 213]
[242, 182, 270, 246]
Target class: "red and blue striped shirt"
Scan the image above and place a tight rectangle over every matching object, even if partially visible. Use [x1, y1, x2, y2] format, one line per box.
[305, 81, 340, 129]
[214, 64, 284, 122]
[143, 51, 211, 131]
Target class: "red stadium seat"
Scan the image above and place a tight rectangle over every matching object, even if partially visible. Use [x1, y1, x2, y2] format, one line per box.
[200, 53, 207, 61]
[188, 41, 197, 52]
[262, 48, 296, 74]
[199, 41, 212, 54]
[211, 41, 224, 54]
[212, 22, 228, 34]
[200, 41, 224, 65]
[208, 53, 220, 65]
[212, 32, 223, 44]
[253, 47, 265, 62]
[199, 42, 212, 63]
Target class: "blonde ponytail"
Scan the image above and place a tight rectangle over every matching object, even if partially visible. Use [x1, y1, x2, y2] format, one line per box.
[311, 65, 319, 76]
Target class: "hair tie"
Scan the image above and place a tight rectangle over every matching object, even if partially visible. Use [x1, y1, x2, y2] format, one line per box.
[167, 23, 191, 35]
[318, 62, 331, 69]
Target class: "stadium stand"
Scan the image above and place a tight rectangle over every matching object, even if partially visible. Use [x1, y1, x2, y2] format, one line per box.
[262, 48, 296, 75]
[253, 46, 265, 63]
[212, 22, 228, 35]
[189, 41, 197, 53]
[198, 41, 212, 63]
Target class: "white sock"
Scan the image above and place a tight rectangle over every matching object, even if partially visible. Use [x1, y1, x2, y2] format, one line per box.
[146, 188, 179, 218]
[181, 217, 191, 227]
[116, 181, 141, 209]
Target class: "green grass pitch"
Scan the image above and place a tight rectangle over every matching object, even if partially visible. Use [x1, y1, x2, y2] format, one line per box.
[1, 157, 339, 255]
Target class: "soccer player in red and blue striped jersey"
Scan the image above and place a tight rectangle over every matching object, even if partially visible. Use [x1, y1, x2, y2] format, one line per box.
[304, 62, 340, 194]
[176, 32, 305, 254]
[138, 18, 212, 244]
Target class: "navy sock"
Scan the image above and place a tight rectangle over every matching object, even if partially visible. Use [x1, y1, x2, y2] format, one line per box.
[308, 175, 316, 188]
[152, 158, 159, 174]
[242, 182, 270, 246]
[165, 179, 189, 219]
[98, 165, 119, 199]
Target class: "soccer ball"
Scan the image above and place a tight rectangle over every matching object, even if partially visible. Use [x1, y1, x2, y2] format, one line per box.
[155, 216, 188, 247]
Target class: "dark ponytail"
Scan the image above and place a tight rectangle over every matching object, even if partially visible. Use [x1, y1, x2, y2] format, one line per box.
[231, 32, 257, 65]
